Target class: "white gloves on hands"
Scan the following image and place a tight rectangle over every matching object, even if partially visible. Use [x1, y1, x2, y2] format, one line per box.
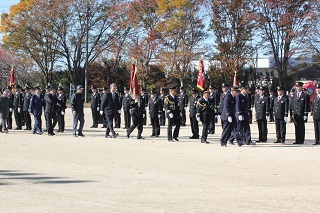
[228, 116, 232, 123]
[97, 107, 99, 111]
[61, 111, 65, 115]
[196, 116, 201, 121]
[303, 116, 307, 121]
[215, 115, 218, 119]
[18, 107, 21, 113]
[129, 109, 132, 113]
[100, 111, 103, 115]
[184, 107, 186, 111]
[238, 115, 243, 121]
[266, 116, 268, 120]
[143, 114, 145, 118]
[117, 110, 122, 114]
[163, 108, 165, 111]
[158, 114, 161, 119]
[284, 117, 287, 123]
[169, 113, 173, 118]
[180, 112, 183, 117]
[9, 108, 12, 112]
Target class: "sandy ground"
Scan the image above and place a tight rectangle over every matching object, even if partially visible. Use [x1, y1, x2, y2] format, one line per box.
[0, 108, 320, 212]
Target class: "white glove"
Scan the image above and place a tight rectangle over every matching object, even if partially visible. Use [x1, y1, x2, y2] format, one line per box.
[117, 110, 121, 114]
[100, 111, 103, 115]
[238, 115, 243, 121]
[180, 112, 183, 117]
[169, 113, 173, 118]
[61, 111, 65, 115]
[129, 109, 132, 113]
[266, 116, 268, 120]
[228, 116, 232, 123]
[284, 117, 287, 123]
[145, 107, 147, 111]
[9, 108, 12, 112]
[18, 107, 21, 113]
[303, 116, 307, 121]
[215, 115, 218, 119]
[97, 107, 99, 111]
[184, 107, 186, 111]
[163, 108, 165, 111]
[143, 114, 145, 118]
[196, 116, 200, 121]
[158, 114, 161, 119]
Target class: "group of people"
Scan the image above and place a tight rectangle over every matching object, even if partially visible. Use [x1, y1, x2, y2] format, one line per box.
[1, 81, 320, 146]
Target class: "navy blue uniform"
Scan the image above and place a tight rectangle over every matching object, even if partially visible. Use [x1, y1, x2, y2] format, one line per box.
[220, 92, 237, 146]
[13, 91, 23, 129]
[71, 92, 85, 136]
[189, 95, 200, 139]
[44, 93, 56, 135]
[122, 93, 132, 128]
[23, 92, 32, 130]
[164, 94, 181, 141]
[273, 95, 289, 143]
[159, 93, 166, 126]
[196, 97, 213, 143]
[57, 93, 67, 132]
[90, 92, 100, 128]
[255, 95, 270, 142]
[312, 94, 320, 145]
[29, 94, 45, 134]
[149, 97, 161, 137]
[291, 92, 308, 144]
[236, 93, 252, 145]
[179, 92, 188, 126]
[209, 92, 219, 134]
[127, 99, 145, 139]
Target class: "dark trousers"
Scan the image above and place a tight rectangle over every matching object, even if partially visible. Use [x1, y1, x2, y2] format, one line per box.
[269, 110, 274, 122]
[24, 111, 31, 130]
[45, 113, 54, 134]
[105, 113, 116, 136]
[127, 114, 143, 138]
[257, 118, 268, 142]
[167, 118, 180, 140]
[221, 118, 236, 145]
[160, 111, 166, 126]
[249, 110, 253, 124]
[293, 114, 305, 144]
[275, 119, 286, 142]
[91, 109, 99, 127]
[180, 109, 186, 125]
[14, 110, 22, 129]
[0, 115, 7, 131]
[201, 116, 210, 142]
[123, 110, 131, 128]
[151, 117, 160, 136]
[190, 117, 199, 138]
[72, 113, 84, 135]
[32, 114, 42, 134]
[237, 119, 252, 144]
[57, 113, 65, 132]
[314, 119, 320, 144]
[208, 114, 215, 134]
[115, 112, 121, 128]
[8, 111, 13, 128]
[143, 112, 147, 125]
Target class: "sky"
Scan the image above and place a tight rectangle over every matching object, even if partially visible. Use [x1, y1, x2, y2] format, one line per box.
[0, 0, 20, 40]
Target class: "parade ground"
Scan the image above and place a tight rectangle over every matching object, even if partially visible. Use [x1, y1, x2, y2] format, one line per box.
[1, 108, 320, 212]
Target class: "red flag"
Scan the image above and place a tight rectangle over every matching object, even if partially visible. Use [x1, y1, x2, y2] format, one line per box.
[9, 65, 15, 88]
[129, 61, 140, 105]
[233, 71, 239, 86]
[197, 60, 205, 91]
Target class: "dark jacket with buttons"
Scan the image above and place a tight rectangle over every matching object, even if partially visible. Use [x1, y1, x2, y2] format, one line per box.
[29, 94, 45, 115]
[189, 95, 200, 118]
[122, 94, 132, 112]
[0, 96, 14, 118]
[255, 95, 270, 119]
[164, 94, 180, 119]
[149, 97, 161, 119]
[236, 93, 249, 121]
[291, 92, 308, 117]
[90, 92, 100, 110]
[13, 92, 23, 109]
[312, 95, 320, 120]
[221, 92, 236, 121]
[44, 93, 56, 114]
[71, 92, 85, 114]
[23, 92, 32, 112]
[179, 93, 188, 111]
[273, 95, 289, 119]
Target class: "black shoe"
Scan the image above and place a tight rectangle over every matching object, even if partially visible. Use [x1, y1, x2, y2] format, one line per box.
[90, 126, 97, 128]
[155, 135, 159, 137]
[4, 130, 9, 134]
[105, 135, 111, 138]
[228, 141, 235, 145]
[14, 127, 22, 130]
[238, 143, 243, 147]
[57, 130, 61, 133]
[293, 142, 300, 144]
[78, 132, 85, 137]
[274, 141, 281, 143]
[39, 131, 43, 135]
[48, 133, 54, 136]
[313, 142, 319, 145]
[221, 144, 227, 147]
[112, 133, 118, 138]
[52, 133, 55, 136]
[137, 136, 145, 140]
[168, 139, 174, 142]
[123, 127, 127, 129]
[173, 138, 179, 142]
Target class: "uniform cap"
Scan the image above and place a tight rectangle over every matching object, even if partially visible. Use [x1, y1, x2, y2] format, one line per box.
[76, 85, 84, 90]
[295, 82, 303, 87]
[124, 87, 129, 91]
[169, 86, 177, 90]
[24, 84, 31, 90]
[150, 89, 157, 94]
[191, 88, 198, 93]
[316, 84, 320, 89]
[277, 86, 285, 91]
[221, 83, 229, 88]
[14, 84, 21, 89]
[180, 87, 184, 90]
[209, 86, 217, 89]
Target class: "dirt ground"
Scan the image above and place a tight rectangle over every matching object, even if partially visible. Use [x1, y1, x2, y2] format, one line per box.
[0, 108, 319, 212]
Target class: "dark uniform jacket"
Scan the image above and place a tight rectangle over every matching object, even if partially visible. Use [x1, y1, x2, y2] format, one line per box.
[0, 97, 14, 118]
[221, 92, 236, 121]
[209, 92, 219, 114]
[196, 97, 213, 118]
[23, 92, 32, 112]
[71, 93, 85, 114]
[179, 93, 188, 110]
[91, 92, 100, 110]
[273, 95, 289, 119]
[29, 94, 45, 115]
[312, 95, 320, 120]
[291, 92, 308, 117]
[57, 94, 67, 113]
[149, 97, 161, 119]
[141, 93, 148, 108]
[236, 93, 249, 120]
[101, 92, 121, 116]
[122, 94, 132, 112]
[255, 95, 270, 119]
[13, 92, 23, 110]
[189, 95, 200, 118]
[164, 94, 180, 119]
[218, 92, 228, 115]
[269, 95, 275, 111]
[44, 93, 56, 114]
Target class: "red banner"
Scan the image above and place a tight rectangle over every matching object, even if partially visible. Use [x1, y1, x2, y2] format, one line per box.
[197, 60, 205, 91]
[129, 62, 140, 105]
[9, 65, 15, 88]
[233, 71, 239, 86]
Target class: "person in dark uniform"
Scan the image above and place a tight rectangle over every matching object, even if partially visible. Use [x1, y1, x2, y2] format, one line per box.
[196, 89, 213, 143]
[311, 84, 320, 145]
[149, 89, 161, 137]
[159, 88, 166, 126]
[140, 88, 148, 125]
[98, 88, 104, 125]
[248, 89, 254, 124]
[0, 91, 14, 133]
[302, 88, 310, 123]
[56, 85, 67, 133]
[126, 97, 145, 139]
[90, 86, 100, 128]
[291, 82, 308, 144]
[23, 84, 32, 130]
[164, 86, 181, 142]
[100, 83, 121, 138]
[71, 85, 85, 137]
[29, 86, 45, 135]
[13, 84, 23, 130]
[122, 87, 132, 129]
[179, 87, 188, 126]
[235, 85, 252, 145]
[273, 86, 289, 143]
[114, 89, 122, 128]
[221, 87, 241, 147]
[255, 86, 269, 142]
[218, 83, 230, 129]
[189, 88, 200, 139]
[6, 86, 14, 129]
[21, 88, 25, 126]
[253, 86, 260, 123]
[44, 85, 56, 136]
[269, 90, 275, 122]
[289, 88, 295, 122]
[208, 86, 219, 134]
